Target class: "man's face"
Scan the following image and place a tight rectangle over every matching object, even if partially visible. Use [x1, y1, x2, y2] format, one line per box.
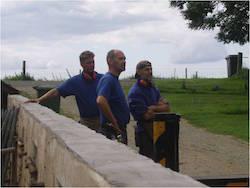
[81, 56, 95, 73]
[138, 65, 153, 81]
[112, 51, 126, 72]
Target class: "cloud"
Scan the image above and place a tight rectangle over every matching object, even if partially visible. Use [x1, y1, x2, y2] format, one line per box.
[1, 0, 248, 79]
[2, 0, 168, 42]
[83, 19, 227, 64]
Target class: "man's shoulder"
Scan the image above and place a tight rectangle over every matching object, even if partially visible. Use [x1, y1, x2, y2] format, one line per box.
[99, 72, 114, 82]
[61, 74, 81, 85]
[152, 85, 160, 93]
[128, 83, 142, 96]
[96, 72, 104, 79]
[70, 74, 82, 80]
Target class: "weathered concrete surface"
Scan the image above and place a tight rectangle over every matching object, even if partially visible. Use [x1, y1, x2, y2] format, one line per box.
[9, 95, 205, 187]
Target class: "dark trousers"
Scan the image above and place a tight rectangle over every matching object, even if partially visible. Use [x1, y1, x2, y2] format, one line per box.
[100, 124, 127, 145]
[79, 117, 100, 132]
[135, 131, 153, 159]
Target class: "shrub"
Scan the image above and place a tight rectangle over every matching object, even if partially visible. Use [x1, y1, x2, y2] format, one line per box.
[3, 73, 35, 81]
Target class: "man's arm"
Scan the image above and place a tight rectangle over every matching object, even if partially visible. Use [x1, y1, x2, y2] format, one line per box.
[143, 98, 170, 120]
[143, 108, 155, 120]
[148, 103, 170, 113]
[96, 96, 121, 133]
[25, 88, 59, 104]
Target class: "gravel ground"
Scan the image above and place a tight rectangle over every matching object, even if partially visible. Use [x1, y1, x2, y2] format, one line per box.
[8, 81, 249, 178]
[178, 119, 248, 177]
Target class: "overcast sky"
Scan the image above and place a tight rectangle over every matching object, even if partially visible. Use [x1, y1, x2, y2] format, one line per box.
[1, 0, 249, 80]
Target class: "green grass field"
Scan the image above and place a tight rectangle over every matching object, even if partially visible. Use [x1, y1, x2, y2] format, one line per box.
[122, 78, 249, 142]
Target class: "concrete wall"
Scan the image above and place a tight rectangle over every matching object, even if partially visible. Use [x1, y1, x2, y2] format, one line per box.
[9, 95, 205, 187]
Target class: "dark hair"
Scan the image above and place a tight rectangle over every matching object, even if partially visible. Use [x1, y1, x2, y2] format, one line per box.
[79, 51, 94, 64]
[135, 60, 152, 79]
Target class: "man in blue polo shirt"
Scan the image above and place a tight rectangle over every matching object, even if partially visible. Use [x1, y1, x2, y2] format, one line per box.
[128, 60, 170, 158]
[26, 51, 103, 131]
[96, 49, 130, 144]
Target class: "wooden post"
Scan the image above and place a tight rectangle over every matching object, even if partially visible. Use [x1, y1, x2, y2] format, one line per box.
[22, 61, 26, 79]
[237, 52, 243, 74]
[185, 68, 187, 79]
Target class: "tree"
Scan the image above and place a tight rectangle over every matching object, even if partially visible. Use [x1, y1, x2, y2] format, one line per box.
[170, 1, 249, 45]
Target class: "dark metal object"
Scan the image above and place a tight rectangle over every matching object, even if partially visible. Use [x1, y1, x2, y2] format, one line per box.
[1, 81, 19, 110]
[152, 113, 181, 172]
[33, 85, 60, 113]
[226, 53, 243, 77]
[1, 107, 19, 186]
[196, 175, 249, 187]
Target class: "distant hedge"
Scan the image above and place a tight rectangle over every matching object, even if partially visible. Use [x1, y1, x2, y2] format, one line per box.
[4, 73, 35, 81]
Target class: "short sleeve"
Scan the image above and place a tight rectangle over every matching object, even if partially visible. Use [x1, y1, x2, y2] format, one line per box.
[96, 77, 113, 100]
[128, 91, 147, 121]
[57, 78, 76, 97]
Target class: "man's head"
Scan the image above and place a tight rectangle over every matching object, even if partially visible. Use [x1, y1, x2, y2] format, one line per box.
[135, 60, 153, 81]
[106, 49, 126, 74]
[79, 51, 95, 73]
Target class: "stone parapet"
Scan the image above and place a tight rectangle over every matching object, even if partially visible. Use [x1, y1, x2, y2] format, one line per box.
[8, 95, 205, 187]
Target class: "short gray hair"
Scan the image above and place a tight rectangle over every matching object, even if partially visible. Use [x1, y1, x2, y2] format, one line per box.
[106, 49, 116, 63]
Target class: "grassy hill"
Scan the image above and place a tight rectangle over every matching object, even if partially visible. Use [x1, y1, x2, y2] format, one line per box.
[122, 78, 249, 142]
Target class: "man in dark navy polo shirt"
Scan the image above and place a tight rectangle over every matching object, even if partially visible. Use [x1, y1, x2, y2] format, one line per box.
[25, 51, 103, 131]
[128, 60, 170, 158]
[96, 49, 130, 144]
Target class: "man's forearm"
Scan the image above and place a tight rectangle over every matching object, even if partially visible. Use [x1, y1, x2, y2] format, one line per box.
[38, 88, 59, 103]
[148, 103, 170, 113]
[26, 88, 59, 103]
[96, 96, 117, 125]
[96, 96, 121, 133]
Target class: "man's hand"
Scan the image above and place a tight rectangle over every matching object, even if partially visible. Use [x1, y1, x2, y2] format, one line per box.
[143, 107, 155, 120]
[109, 120, 122, 134]
[158, 97, 171, 112]
[97, 95, 122, 134]
[148, 105, 156, 111]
